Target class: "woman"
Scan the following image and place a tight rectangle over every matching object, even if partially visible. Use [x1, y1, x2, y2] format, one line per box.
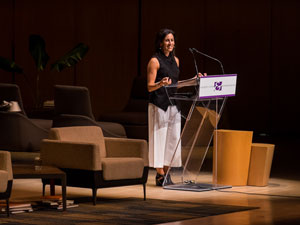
[147, 28, 182, 186]
[147, 28, 205, 186]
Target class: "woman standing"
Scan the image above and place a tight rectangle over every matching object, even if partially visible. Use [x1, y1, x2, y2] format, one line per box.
[147, 28, 182, 186]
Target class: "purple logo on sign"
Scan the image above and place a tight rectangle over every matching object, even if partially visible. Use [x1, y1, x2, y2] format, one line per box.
[214, 81, 223, 91]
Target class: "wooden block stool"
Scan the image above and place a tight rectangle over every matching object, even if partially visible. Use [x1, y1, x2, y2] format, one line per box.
[213, 129, 253, 186]
[247, 143, 275, 186]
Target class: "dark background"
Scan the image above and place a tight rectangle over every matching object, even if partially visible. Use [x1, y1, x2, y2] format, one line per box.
[1, 0, 300, 172]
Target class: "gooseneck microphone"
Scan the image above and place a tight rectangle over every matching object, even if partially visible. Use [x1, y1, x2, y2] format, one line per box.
[190, 48, 225, 75]
[189, 48, 199, 76]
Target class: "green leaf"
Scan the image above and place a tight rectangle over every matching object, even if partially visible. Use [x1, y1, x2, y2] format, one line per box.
[0, 56, 23, 73]
[51, 43, 89, 72]
[29, 34, 49, 71]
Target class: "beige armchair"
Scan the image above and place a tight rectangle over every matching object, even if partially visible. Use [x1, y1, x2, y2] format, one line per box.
[40, 126, 148, 205]
[0, 151, 13, 217]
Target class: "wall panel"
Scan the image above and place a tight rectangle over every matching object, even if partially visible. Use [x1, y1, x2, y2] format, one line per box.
[141, 0, 273, 133]
[270, 0, 300, 134]
[75, 0, 139, 118]
[1, 0, 299, 134]
[1, 0, 139, 117]
[14, 0, 76, 109]
[140, 0, 206, 80]
[204, 0, 272, 132]
[0, 0, 14, 83]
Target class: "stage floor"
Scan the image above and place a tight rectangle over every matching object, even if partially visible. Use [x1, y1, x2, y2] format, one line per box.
[8, 169, 300, 225]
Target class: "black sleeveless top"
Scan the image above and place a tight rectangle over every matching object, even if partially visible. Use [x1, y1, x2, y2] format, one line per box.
[149, 50, 180, 111]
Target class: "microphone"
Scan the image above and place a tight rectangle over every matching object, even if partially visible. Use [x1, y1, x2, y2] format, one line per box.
[191, 48, 225, 74]
[188, 48, 199, 78]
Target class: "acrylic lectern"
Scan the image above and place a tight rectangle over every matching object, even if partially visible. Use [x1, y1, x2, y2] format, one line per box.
[163, 74, 237, 191]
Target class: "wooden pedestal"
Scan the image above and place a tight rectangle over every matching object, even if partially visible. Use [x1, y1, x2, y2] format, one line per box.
[213, 129, 253, 186]
[247, 143, 275, 186]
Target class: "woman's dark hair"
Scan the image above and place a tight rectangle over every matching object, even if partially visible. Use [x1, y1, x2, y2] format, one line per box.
[155, 28, 176, 53]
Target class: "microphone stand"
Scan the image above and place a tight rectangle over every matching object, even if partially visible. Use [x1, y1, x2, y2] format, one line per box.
[188, 48, 201, 99]
[192, 48, 225, 75]
[188, 48, 199, 76]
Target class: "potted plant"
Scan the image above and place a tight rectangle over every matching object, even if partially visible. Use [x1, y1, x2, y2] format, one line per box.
[0, 34, 89, 108]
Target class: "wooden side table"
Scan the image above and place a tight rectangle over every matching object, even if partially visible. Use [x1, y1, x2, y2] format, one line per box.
[247, 143, 275, 186]
[12, 164, 67, 211]
[213, 129, 253, 186]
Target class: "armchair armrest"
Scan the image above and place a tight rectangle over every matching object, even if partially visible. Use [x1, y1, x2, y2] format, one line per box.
[41, 140, 102, 171]
[104, 137, 148, 166]
[0, 171, 9, 192]
[0, 112, 48, 152]
[0, 151, 12, 180]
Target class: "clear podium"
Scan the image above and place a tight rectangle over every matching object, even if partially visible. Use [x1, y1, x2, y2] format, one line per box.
[163, 74, 237, 191]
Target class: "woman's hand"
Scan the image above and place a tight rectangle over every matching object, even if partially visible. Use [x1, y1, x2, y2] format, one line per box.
[159, 77, 172, 87]
[194, 72, 207, 78]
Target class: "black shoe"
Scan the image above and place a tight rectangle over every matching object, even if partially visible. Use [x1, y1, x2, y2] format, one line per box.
[155, 173, 164, 186]
[164, 174, 174, 185]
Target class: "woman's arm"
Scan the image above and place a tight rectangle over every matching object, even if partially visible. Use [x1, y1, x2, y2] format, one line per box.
[147, 57, 171, 92]
[177, 72, 207, 88]
[175, 56, 179, 67]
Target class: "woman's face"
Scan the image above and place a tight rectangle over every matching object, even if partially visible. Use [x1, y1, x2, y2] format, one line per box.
[160, 33, 175, 55]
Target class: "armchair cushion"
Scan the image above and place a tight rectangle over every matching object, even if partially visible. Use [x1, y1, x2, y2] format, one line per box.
[30, 118, 53, 131]
[102, 157, 144, 180]
[10, 152, 40, 164]
[105, 137, 148, 166]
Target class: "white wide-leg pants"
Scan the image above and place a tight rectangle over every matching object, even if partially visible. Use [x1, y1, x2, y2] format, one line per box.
[148, 103, 182, 168]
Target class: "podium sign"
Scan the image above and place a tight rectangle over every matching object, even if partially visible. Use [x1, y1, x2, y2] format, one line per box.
[199, 74, 237, 99]
[163, 74, 237, 192]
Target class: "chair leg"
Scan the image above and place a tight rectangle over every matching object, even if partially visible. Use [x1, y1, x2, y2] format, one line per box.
[92, 188, 97, 205]
[50, 179, 55, 195]
[42, 183, 46, 196]
[6, 199, 9, 217]
[143, 183, 146, 201]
